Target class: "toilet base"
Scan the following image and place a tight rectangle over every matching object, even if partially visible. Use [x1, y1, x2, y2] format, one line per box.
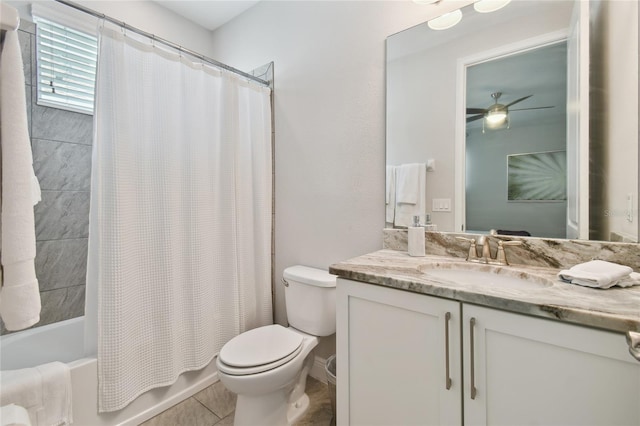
[287, 392, 310, 424]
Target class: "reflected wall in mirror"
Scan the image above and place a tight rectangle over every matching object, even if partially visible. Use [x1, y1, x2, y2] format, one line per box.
[386, 0, 639, 243]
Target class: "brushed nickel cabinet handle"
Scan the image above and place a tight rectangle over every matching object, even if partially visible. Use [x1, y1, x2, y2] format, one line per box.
[470, 317, 477, 400]
[445, 312, 452, 390]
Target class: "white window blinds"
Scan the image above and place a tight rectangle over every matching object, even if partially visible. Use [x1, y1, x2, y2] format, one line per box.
[34, 17, 98, 115]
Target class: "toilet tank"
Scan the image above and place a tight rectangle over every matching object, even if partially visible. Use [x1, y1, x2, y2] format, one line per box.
[283, 265, 337, 337]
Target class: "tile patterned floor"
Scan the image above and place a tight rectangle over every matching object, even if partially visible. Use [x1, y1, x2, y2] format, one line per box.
[140, 376, 333, 426]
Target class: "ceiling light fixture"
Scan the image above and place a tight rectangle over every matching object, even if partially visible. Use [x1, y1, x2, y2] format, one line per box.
[427, 9, 463, 31]
[483, 108, 508, 133]
[473, 0, 511, 14]
[485, 108, 508, 126]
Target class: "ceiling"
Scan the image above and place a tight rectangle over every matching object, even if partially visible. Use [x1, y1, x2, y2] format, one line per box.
[152, 1, 261, 31]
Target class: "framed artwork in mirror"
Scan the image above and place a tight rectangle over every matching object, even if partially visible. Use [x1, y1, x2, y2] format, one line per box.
[507, 150, 567, 201]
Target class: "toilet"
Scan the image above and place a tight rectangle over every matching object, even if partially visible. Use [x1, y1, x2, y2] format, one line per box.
[216, 265, 337, 426]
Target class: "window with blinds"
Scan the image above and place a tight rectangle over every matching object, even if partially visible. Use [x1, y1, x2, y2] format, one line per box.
[34, 17, 97, 115]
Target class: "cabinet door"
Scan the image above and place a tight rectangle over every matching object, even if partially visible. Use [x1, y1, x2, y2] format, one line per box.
[463, 304, 640, 425]
[337, 278, 461, 426]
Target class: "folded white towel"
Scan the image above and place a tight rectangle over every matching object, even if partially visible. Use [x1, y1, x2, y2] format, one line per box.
[385, 166, 396, 224]
[394, 164, 426, 227]
[395, 163, 421, 204]
[0, 31, 41, 330]
[0, 362, 72, 426]
[558, 260, 634, 289]
[615, 272, 640, 288]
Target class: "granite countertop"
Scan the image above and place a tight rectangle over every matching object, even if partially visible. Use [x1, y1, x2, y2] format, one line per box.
[329, 249, 640, 333]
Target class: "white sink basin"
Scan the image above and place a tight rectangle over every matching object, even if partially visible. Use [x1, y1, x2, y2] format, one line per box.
[418, 263, 553, 290]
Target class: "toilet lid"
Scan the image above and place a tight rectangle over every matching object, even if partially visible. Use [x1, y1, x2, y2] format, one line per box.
[219, 325, 303, 368]
[217, 344, 303, 376]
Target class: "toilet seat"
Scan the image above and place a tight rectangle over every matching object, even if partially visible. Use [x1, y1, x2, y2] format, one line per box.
[218, 325, 304, 376]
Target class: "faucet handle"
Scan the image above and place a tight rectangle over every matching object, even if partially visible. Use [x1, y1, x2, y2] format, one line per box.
[456, 237, 479, 261]
[455, 236, 475, 243]
[496, 240, 523, 265]
[500, 240, 523, 247]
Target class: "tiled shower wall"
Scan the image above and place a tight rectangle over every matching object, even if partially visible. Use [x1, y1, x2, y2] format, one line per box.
[1, 20, 92, 334]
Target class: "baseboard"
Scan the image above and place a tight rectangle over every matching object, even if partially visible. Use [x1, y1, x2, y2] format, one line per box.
[309, 355, 328, 384]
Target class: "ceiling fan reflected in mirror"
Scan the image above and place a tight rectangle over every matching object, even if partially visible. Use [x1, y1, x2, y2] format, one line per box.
[466, 92, 554, 132]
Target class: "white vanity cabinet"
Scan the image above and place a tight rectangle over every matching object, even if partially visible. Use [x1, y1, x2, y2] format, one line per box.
[337, 278, 640, 426]
[336, 278, 462, 426]
[463, 304, 640, 426]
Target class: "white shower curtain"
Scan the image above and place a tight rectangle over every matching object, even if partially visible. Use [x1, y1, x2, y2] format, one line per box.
[87, 27, 273, 412]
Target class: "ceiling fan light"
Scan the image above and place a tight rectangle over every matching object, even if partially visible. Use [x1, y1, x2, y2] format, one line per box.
[427, 9, 462, 31]
[474, 0, 511, 13]
[485, 110, 508, 126]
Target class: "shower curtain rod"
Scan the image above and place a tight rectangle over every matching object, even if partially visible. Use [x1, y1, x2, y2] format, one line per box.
[53, 0, 269, 87]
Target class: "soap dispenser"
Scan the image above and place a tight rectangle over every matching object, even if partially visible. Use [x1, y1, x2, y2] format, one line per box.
[408, 215, 426, 257]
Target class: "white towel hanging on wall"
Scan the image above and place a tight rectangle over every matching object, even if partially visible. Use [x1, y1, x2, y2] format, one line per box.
[394, 163, 426, 227]
[0, 30, 42, 331]
[386, 166, 396, 224]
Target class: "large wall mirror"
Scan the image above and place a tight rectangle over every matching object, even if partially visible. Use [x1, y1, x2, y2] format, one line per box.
[386, 0, 639, 243]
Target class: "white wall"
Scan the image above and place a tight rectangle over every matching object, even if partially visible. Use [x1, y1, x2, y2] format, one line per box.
[466, 121, 567, 238]
[207, 0, 473, 357]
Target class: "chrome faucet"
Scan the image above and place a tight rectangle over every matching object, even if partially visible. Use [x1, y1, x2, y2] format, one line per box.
[457, 235, 523, 266]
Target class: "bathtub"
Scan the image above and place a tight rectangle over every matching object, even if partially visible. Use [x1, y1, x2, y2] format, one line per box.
[0, 316, 219, 426]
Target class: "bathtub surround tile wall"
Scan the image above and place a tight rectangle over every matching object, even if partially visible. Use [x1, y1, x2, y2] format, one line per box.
[32, 139, 92, 190]
[34, 191, 90, 240]
[35, 239, 89, 291]
[39, 286, 86, 325]
[0, 20, 92, 335]
[382, 228, 640, 270]
[31, 92, 94, 143]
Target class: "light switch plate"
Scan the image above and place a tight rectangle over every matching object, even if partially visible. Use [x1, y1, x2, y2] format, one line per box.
[432, 198, 451, 212]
